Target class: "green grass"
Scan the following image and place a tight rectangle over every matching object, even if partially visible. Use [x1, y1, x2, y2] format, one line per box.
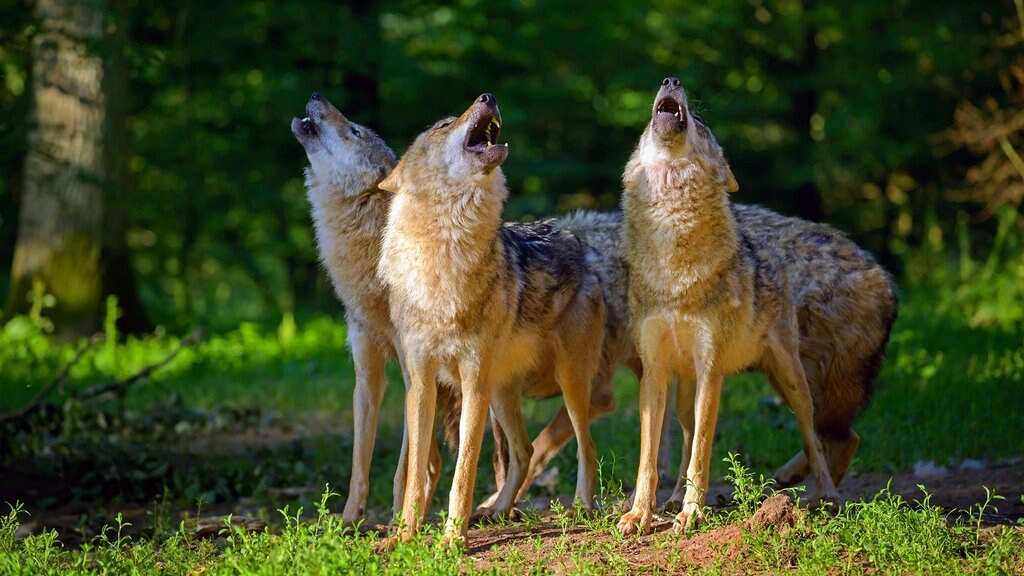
[1, 282, 1022, 511]
[1, 463, 1021, 575]
[1, 244, 1023, 573]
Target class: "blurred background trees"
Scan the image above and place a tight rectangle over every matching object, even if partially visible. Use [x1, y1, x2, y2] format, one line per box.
[0, 0, 1021, 335]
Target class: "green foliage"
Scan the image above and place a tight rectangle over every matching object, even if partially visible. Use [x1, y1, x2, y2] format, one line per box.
[908, 205, 1024, 331]
[2, 0, 1020, 328]
[723, 452, 775, 520]
[4, 248, 1023, 511]
[0, 485, 1022, 574]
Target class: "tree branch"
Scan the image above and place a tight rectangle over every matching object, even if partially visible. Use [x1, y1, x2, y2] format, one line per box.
[0, 333, 103, 425]
[78, 328, 204, 405]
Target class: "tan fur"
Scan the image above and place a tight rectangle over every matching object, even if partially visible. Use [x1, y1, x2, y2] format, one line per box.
[487, 202, 897, 504]
[616, 79, 843, 537]
[291, 94, 451, 524]
[377, 94, 605, 544]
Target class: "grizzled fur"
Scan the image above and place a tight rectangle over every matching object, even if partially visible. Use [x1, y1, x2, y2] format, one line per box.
[291, 93, 458, 525]
[488, 204, 896, 502]
[377, 94, 605, 544]
[616, 79, 844, 537]
[731, 205, 898, 457]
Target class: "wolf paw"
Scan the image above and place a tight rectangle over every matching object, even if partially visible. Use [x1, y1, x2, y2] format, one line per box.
[440, 524, 466, 550]
[375, 534, 401, 554]
[672, 502, 704, 535]
[471, 505, 518, 526]
[807, 492, 843, 514]
[661, 499, 684, 515]
[616, 509, 652, 537]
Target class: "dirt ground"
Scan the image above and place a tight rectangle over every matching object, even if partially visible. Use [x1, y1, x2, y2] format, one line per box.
[461, 460, 1024, 572]
[4, 415, 1022, 573]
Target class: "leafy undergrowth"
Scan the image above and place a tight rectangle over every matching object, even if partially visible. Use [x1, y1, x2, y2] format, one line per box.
[3, 276, 1023, 513]
[2, 250, 1023, 573]
[2, 460, 1022, 575]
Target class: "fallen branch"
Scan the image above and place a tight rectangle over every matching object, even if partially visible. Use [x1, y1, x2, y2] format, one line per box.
[0, 333, 104, 426]
[79, 328, 204, 406]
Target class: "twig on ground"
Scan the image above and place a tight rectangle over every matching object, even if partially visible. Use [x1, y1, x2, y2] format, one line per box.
[0, 333, 104, 426]
[78, 328, 204, 406]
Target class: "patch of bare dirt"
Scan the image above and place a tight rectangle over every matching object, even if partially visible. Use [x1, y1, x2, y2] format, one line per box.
[464, 462, 1023, 573]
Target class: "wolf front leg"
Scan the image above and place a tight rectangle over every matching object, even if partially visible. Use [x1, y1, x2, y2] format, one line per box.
[443, 355, 494, 545]
[392, 354, 442, 523]
[342, 328, 388, 524]
[617, 319, 674, 536]
[392, 420, 443, 525]
[397, 354, 438, 540]
[663, 377, 696, 514]
[673, 361, 723, 534]
[555, 351, 599, 510]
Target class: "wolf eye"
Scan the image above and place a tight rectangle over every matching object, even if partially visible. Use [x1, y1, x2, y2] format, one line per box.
[350, 127, 361, 138]
[438, 120, 454, 129]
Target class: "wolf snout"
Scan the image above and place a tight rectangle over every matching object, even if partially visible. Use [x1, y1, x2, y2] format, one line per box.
[476, 92, 500, 114]
[306, 91, 331, 119]
[662, 77, 681, 88]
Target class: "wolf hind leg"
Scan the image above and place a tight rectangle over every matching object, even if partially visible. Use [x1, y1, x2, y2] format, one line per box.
[763, 324, 841, 509]
[555, 354, 598, 510]
[474, 384, 532, 520]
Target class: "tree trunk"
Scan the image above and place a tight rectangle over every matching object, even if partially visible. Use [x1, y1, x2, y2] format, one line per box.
[4, 0, 149, 338]
[791, 24, 823, 223]
[99, 0, 152, 336]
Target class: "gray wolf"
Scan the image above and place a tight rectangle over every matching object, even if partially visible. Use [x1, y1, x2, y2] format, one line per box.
[292, 92, 455, 525]
[377, 93, 606, 544]
[617, 78, 880, 536]
[491, 204, 896, 508]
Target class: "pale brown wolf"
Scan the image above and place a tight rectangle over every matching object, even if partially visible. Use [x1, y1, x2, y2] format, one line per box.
[616, 78, 897, 536]
[292, 93, 631, 530]
[377, 93, 606, 543]
[291, 92, 456, 524]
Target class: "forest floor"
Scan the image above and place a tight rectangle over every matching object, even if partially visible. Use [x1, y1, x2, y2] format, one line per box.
[2, 278, 1023, 573]
[3, 414, 1022, 574]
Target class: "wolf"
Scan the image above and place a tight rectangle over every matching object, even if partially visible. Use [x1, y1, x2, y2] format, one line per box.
[291, 93, 641, 530]
[616, 77, 896, 536]
[376, 93, 607, 544]
[291, 92, 456, 525]
[489, 200, 897, 507]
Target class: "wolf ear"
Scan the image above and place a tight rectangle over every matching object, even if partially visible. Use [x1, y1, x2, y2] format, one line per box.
[379, 159, 405, 193]
[725, 166, 739, 193]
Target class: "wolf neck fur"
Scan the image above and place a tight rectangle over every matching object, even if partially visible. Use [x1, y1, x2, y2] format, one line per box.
[381, 172, 508, 321]
[625, 150, 740, 299]
[305, 170, 393, 318]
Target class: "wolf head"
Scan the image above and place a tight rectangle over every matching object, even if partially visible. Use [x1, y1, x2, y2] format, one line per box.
[628, 78, 738, 194]
[291, 92, 395, 195]
[379, 93, 509, 195]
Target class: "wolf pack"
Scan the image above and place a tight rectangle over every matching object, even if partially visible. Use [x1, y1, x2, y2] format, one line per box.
[291, 78, 899, 548]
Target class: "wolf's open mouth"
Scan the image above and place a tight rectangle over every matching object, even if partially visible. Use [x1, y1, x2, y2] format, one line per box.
[465, 113, 502, 152]
[656, 98, 684, 123]
[299, 117, 318, 136]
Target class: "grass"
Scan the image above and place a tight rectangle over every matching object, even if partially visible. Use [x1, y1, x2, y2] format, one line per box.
[1, 460, 1021, 574]
[1, 240, 1023, 573]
